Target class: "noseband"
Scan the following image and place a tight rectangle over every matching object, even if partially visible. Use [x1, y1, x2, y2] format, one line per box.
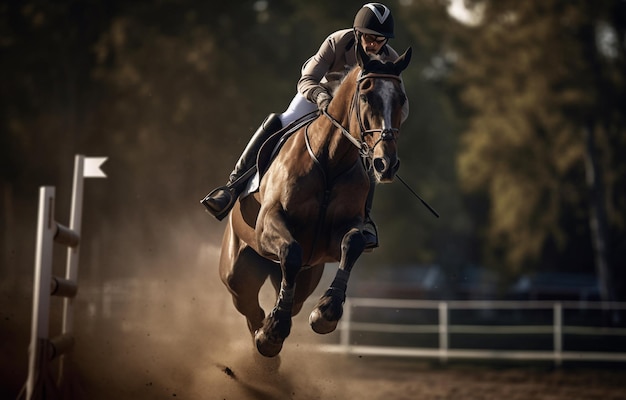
[322, 72, 402, 161]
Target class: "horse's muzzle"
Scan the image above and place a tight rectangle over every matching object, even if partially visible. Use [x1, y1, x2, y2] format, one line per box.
[373, 156, 400, 183]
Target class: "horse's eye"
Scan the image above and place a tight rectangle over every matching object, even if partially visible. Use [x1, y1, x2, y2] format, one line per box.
[360, 94, 368, 103]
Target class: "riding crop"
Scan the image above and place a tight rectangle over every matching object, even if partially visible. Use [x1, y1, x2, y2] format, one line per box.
[396, 174, 440, 218]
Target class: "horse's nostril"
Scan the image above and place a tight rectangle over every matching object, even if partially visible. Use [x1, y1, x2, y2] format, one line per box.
[373, 158, 386, 173]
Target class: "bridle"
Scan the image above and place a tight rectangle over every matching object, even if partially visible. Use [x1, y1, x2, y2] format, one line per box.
[321, 71, 402, 162]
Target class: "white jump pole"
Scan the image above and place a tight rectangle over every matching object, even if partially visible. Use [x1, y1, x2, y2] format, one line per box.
[26, 186, 56, 399]
[58, 155, 84, 382]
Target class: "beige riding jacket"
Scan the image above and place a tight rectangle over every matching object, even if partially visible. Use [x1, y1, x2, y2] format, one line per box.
[297, 28, 409, 122]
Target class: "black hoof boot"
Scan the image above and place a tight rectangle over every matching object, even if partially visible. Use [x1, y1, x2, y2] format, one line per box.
[363, 218, 379, 252]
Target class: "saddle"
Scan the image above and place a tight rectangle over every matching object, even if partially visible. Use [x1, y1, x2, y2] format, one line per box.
[241, 113, 318, 198]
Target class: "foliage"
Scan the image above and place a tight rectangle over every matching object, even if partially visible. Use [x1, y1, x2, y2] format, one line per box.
[449, 0, 625, 293]
[1, 0, 623, 298]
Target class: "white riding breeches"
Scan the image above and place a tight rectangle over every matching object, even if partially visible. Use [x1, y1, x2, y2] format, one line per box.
[278, 93, 318, 127]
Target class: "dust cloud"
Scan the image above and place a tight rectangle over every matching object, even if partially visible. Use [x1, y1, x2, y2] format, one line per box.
[1, 213, 353, 400]
[70, 228, 351, 400]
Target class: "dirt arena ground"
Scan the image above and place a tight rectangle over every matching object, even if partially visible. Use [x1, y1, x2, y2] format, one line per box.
[2, 239, 626, 400]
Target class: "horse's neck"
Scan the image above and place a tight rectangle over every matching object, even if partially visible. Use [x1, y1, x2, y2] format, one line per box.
[306, 122, 358, 184]
[306, 70, 363, 173]
[327, 80, 361, 161]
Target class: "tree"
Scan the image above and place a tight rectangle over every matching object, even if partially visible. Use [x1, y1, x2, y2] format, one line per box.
[450, 0, 625, 299]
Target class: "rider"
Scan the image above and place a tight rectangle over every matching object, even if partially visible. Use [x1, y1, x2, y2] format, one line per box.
[201, 3, 409, 251]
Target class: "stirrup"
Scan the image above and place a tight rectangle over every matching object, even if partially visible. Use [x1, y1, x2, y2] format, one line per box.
[200, 185, 236, 221]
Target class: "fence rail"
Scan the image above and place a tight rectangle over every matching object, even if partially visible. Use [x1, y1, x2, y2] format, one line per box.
[318, 298, 626, 365]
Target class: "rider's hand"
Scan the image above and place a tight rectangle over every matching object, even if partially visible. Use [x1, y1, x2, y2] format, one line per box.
[315, 90, 332, 112]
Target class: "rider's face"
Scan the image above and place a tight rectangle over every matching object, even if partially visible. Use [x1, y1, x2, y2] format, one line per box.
[360, 33, 387, 54]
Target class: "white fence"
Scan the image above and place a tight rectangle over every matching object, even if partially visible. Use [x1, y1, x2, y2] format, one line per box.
[318, 298, 626, 365]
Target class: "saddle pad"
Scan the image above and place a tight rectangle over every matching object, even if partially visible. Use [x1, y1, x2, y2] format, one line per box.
[241, 114, 317, 199]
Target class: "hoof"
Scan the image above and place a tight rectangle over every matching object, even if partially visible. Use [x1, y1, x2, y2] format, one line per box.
[254, 329, 284, 358]
[309, 309, 339, 334]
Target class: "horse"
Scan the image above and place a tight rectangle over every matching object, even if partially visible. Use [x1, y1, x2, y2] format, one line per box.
[219, 44, 412, 358]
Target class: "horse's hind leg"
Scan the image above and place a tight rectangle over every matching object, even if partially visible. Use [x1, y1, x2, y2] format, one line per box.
[310, 227, 365, 334]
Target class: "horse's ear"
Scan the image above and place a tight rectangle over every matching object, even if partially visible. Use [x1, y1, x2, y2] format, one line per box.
[394, 47, 412, 74]
[356, 41, 370, 69]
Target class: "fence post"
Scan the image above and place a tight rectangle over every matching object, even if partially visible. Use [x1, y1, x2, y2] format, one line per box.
[438, 301, 448, 364]
[553, 302, 563, 366]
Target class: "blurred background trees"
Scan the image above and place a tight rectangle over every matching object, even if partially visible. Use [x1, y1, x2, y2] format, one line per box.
[448, 0, 626, 300]
[1, 0, 624, 300]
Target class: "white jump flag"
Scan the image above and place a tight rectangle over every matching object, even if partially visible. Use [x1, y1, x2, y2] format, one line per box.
[83, 157, 107, 178]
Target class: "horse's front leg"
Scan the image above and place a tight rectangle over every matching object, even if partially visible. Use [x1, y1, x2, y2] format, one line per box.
[310, 227, 366, 334]
[255, 206, 303, 357]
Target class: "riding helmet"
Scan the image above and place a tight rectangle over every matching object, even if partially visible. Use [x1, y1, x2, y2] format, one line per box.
[353, 3, 394, 38]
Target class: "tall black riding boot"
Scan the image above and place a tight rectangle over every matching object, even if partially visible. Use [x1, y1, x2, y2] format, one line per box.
[201, 113, 282, 220]
[363, 170, 379, 252]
